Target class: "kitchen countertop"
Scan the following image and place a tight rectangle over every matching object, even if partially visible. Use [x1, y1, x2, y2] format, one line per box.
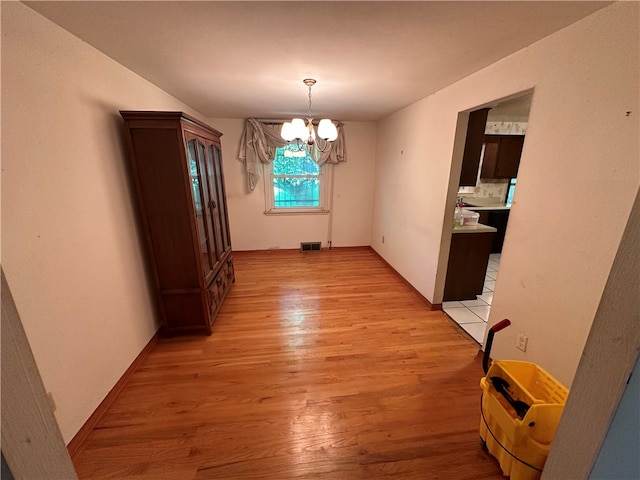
[464, 205, 511, 211]
[461, 197, 511, 211]
[452, 223, 497, 234]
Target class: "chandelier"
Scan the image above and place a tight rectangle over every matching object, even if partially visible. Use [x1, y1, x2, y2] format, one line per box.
[281, 79, 338, 153]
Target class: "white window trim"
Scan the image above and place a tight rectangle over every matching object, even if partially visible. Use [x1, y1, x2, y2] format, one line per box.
[263, 162, 332, 215]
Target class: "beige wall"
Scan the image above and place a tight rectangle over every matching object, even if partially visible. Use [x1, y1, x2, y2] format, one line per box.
[372, 2, 639, 386]
[1, 3, 376, 443]
[0, 2, 208, 442]
[208, 118, 376, 251]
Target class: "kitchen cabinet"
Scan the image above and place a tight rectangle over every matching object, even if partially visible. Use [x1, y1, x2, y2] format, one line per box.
[480, 134, 525, 179]
[478, 210, 510, 253]
[459, 108, 490, 186]
[120, 111, 234, 336]
[443, 227, 496, 301]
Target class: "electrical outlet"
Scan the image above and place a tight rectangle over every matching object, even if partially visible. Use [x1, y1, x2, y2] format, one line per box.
[516, 334, 528, 352]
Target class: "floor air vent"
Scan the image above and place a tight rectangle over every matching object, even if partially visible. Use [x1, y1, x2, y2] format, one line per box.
[300, 242, 321, 253]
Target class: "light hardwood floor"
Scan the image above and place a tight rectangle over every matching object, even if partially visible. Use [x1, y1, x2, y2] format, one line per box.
[72, 247, 503, 479]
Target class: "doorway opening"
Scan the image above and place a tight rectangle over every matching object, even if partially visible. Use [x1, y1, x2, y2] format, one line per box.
[442, 92, 533, 344]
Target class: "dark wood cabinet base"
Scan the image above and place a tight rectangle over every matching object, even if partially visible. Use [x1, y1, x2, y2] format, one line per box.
[444, 231, 494, 301]
[478, 210, 510, 253]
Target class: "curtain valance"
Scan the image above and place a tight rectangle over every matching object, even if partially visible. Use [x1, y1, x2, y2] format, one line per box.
[238, 118, 347, 191]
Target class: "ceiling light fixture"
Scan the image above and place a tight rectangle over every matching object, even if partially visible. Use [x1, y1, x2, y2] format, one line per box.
[281, 79, 338, 153]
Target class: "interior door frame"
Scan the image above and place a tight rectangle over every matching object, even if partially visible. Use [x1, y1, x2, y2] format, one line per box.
[1, 269, 78, 479]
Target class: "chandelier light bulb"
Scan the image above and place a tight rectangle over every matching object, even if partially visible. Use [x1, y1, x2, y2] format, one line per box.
[281, 122, 296, 142]
[318, 119, 338, 141]
[290, 118, 307, 140]
[280, 79, 336, 153]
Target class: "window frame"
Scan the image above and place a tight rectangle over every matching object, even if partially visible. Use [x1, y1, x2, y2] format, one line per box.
[263, 146, 331, 215]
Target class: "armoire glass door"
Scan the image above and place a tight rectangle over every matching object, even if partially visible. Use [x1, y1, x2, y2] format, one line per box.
[212, 145, 231, 254]
[187, 138, 215, 280]
[204, 144, 225, 261]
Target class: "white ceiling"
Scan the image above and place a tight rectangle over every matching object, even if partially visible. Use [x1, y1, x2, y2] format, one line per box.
[25, 1, 610, 121]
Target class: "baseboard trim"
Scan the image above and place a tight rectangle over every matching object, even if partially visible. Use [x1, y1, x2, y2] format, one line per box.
[66, 329, 161, 460]
[368, 247, 441, 311]
[232, 246, 370, 254]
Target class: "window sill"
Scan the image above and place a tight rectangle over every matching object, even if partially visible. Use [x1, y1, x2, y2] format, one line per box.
[264, 208, 330, 216]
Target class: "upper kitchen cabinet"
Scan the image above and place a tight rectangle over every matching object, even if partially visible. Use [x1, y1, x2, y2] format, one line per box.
[480, 134, 525, 179]
[459, 108, 490, 186]
[120, 111, 234, 336]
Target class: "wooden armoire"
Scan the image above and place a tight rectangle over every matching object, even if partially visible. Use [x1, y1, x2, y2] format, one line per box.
[120, 111, 234, 335]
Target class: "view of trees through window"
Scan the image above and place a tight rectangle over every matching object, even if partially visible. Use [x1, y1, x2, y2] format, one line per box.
[272, 144, 320, 208]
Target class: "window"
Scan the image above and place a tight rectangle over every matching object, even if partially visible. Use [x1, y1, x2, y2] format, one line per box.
[506, 178, 517, 206]
[264, 144, 330, 214]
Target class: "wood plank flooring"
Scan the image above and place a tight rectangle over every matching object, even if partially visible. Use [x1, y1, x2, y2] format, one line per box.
[72, 247, 503, 479]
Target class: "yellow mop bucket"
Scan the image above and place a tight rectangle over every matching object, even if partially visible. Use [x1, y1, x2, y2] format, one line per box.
[480, 320, 569, 480]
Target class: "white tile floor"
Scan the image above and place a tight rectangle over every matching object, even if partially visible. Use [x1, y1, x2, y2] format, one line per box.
[443, 253, 501, 344]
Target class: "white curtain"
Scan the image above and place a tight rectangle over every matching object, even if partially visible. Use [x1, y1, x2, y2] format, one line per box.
[238, 118, 347, 191]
